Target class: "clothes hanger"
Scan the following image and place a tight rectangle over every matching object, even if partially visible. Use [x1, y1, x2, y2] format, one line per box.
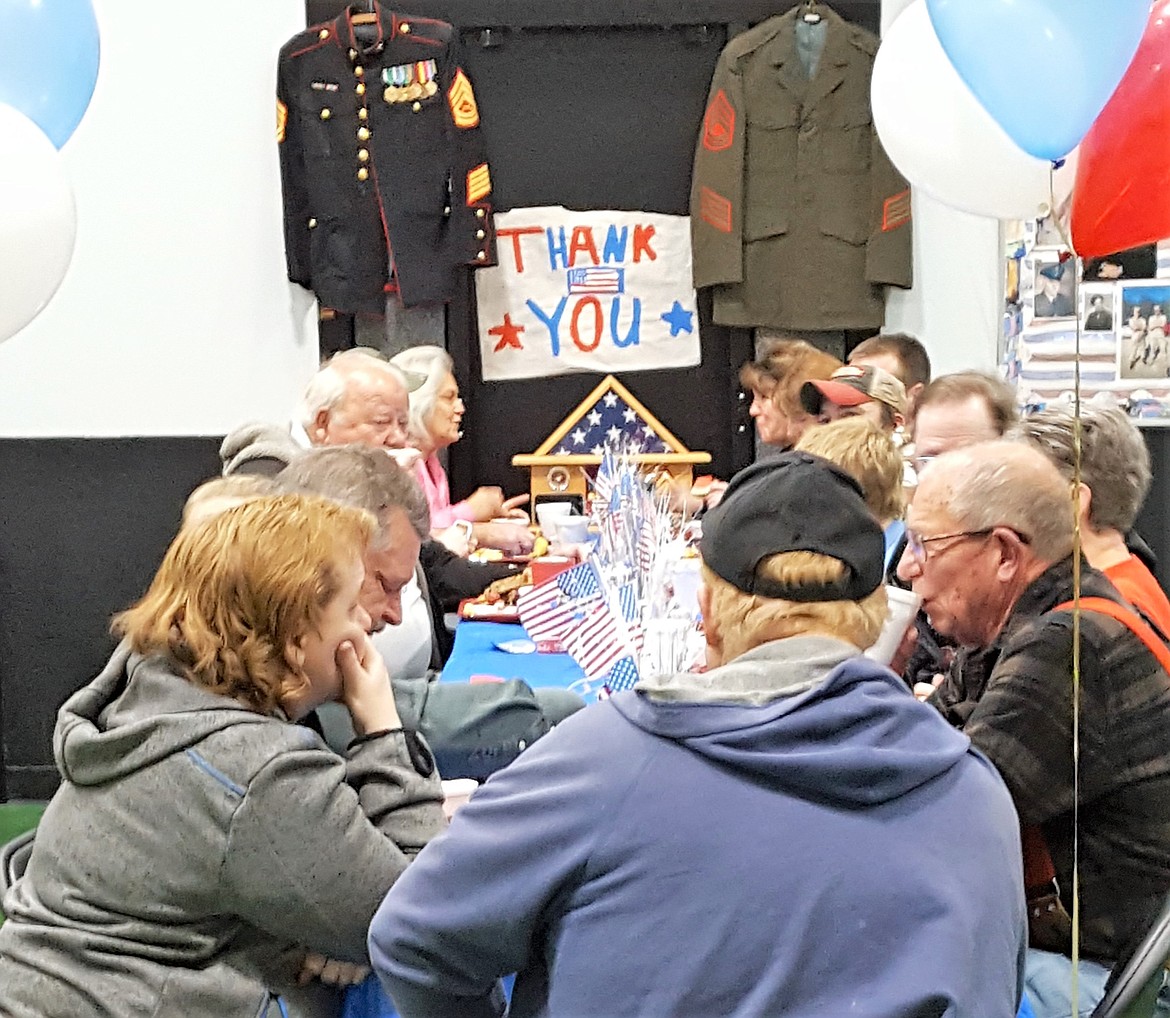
[351, 1, 377, 26]
[801, 0, 823, 25]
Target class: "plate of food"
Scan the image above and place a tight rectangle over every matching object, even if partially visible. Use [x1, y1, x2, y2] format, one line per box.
[469, 535, 549, 565]
[458, 569, 532, 622]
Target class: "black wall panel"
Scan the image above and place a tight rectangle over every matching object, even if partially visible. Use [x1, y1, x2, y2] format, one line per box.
[1137, 429, 1170, 586]
[0, 439, 222, 799]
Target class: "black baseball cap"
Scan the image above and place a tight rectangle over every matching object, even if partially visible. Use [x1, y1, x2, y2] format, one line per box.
[700, 452, 884, 602]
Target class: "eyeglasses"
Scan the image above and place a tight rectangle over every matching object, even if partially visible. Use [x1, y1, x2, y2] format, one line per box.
[904, 526, 1030, 564]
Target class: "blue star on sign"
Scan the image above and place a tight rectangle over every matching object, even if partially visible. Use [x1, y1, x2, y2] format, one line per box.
[660, 301, 694, 337]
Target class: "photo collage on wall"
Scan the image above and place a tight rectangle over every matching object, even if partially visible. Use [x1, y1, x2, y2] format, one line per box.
[1006, 216, 1170, 415]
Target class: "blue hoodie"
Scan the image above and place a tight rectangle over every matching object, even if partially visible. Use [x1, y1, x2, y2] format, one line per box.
[370, 638, 1026, 1018]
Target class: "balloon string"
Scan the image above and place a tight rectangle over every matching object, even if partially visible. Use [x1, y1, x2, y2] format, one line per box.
[1048, 160, 1083, 1012]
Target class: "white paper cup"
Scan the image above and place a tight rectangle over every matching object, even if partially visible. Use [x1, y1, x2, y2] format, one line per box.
[864, 585, 922, 667]
[535, 501, 574, 536]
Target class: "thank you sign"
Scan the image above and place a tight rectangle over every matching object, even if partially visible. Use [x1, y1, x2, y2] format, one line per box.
[475, 207, 701, 381]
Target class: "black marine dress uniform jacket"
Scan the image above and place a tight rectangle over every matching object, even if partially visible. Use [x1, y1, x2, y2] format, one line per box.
[277, 5, 496, 314]
[690, 7, 912, 332]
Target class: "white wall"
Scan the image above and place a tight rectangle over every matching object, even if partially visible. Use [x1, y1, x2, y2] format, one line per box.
[0, 0, 318, 438]
[879, 0, 1002, 375]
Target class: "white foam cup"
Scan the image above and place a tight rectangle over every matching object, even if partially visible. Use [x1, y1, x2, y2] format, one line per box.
[672, 557, 703, 620]
[441, 778, 479, 820]
[554, 516, 590, 544]
[535, 501, 574, 536]
[864, 585, 922, 667]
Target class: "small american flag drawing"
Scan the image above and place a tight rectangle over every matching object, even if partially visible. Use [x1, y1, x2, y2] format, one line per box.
[566, 267, 624, 295]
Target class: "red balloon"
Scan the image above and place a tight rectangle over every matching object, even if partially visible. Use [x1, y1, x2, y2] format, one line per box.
[1071, 1, 1170, 259]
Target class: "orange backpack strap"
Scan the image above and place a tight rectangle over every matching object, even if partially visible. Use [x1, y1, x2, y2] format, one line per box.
[1017, 595, 1170, 951]
[1051, 596, 1170, 676]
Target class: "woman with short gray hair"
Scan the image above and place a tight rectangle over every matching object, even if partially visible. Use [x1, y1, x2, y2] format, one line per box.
[390, 346, 528, 531]
[1010, 405, 1170, 633]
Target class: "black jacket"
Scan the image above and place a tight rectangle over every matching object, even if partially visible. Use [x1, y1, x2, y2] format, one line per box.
[277, 4, 495, 313]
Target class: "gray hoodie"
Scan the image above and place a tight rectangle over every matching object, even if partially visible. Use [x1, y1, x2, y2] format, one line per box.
[0, 645, 445, 1017]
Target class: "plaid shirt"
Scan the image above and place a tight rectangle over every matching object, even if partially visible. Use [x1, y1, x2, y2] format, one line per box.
[935, 556, 1170, 962]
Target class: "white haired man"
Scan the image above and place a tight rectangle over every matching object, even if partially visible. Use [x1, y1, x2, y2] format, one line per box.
[900, 441, 1170, 1017]
[369, 453, 1025, 1018]
[221, 348, 532, 557]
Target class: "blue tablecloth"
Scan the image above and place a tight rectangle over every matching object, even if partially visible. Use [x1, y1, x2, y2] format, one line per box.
[439, 620, 584, 689]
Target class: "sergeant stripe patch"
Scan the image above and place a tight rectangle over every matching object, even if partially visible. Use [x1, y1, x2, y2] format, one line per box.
[467, 163, 492, 204]
[702, 90, 735, 152]
[276, 100, 287, 143]
[700, 187, 733, 233]
[882, 188, 911, 231]
[448, 69, 480, 129]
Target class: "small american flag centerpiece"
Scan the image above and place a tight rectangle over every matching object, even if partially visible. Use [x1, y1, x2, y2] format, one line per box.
[518, 441, 705, 699]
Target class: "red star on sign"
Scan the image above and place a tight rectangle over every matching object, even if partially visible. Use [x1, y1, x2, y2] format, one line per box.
[489, 313, 525, 352]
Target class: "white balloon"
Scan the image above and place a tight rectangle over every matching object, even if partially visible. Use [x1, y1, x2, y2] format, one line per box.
[0, 103, 77, 344]
[872, 1, 1053, 221]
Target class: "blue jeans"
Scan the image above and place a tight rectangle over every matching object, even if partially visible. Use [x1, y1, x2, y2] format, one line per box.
[1025, 948, 1112, 1018]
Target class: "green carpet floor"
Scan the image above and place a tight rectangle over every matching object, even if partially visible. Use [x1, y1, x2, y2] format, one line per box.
[0, 802, 47, 924]
[0, 802, 45, 845]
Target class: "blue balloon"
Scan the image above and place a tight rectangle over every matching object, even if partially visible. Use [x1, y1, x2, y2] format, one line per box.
[925, 0, 1151, 161]
[0, 0, 100, 148]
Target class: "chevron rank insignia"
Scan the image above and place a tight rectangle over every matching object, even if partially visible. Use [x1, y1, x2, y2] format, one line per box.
[467, 163, 492, 204]
[702, 89, 735, 152]
[882, 189, 911, 231]
[276, 100, 287, 143]
[448, 68, 480, 129]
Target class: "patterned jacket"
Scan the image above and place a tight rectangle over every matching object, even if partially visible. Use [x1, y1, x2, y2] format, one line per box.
[935, 557, 1170, 962]
[690, 7, 911, 331]
[277, 4, 495, 313]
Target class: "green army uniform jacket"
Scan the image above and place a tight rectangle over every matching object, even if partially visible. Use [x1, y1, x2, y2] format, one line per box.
[690, 7, 912, 332]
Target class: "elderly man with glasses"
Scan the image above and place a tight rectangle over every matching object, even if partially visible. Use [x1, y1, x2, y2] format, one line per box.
[900, 439, 1170, 1018]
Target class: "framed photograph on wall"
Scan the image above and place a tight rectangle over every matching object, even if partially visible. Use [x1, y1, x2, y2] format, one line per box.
[1119, 281, 1170, 379]
[1082, 284, 1115, 334]
[1031, 250, 1076, 320]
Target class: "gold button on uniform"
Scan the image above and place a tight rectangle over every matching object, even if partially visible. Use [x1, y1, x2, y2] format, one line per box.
[319, 28, 329, 40]
[357, 126, 370, 141]
[412, 101, 421, 112]
[399, 22, 411, 33]
[319, 108, 331, 120]
[443, 206, 451, 215]
[348, 48, 357, 60]
[354, 66, 364, 77]
[356, 82, 366, 96]
[357, 167, 369, 181]
[476, 208, 486, 219]
[308, 217, 317, 228]
[476, 251, 486, 261]
[476, 229, 485, 239]
[358, 107, 368, 121]
[358, 149, 369, 162]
